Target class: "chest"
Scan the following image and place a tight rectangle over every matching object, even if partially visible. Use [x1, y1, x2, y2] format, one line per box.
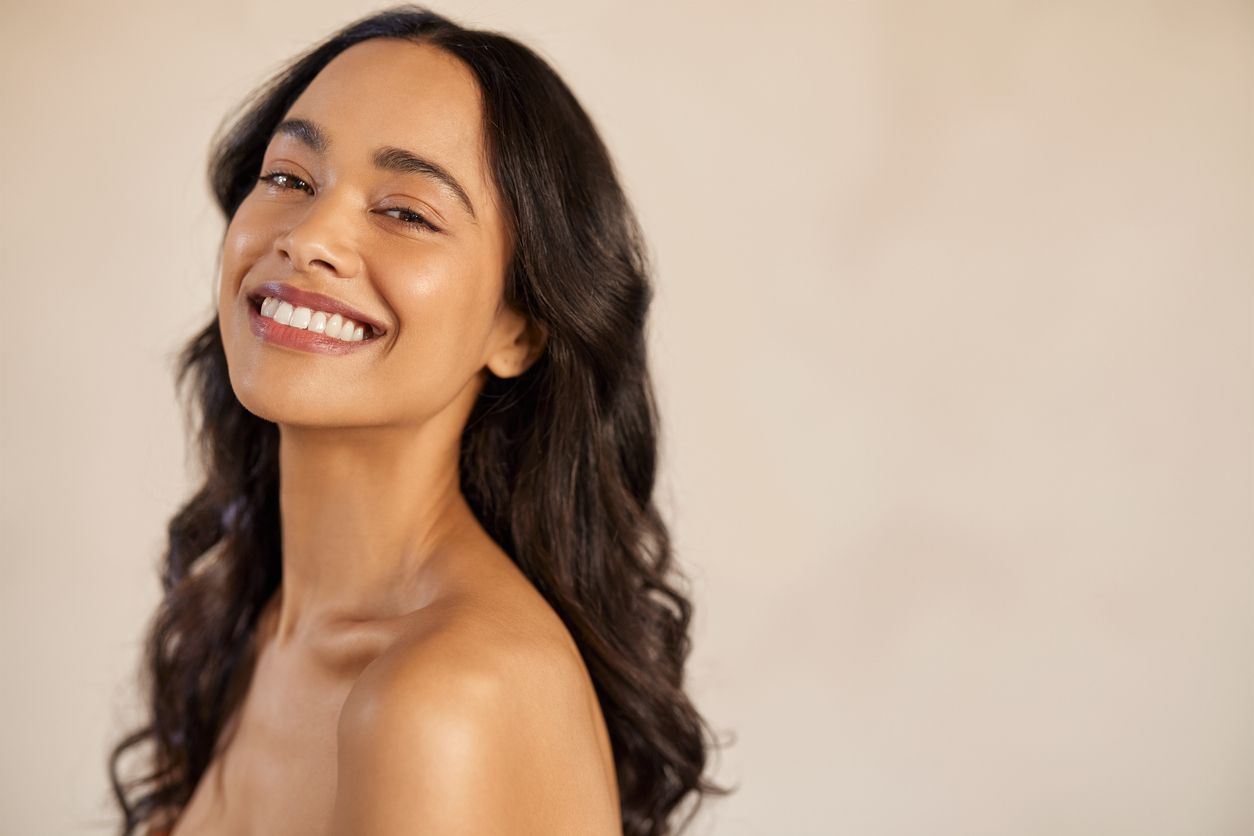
[169, 649, 358, 836]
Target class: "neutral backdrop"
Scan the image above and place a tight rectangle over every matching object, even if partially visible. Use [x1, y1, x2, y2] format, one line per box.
[2, 1, 1251, 834]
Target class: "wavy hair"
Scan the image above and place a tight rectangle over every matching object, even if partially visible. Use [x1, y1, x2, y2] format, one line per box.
[107, 5, 734, 835]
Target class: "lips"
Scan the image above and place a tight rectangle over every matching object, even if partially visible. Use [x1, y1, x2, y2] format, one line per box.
[246, 281, 388, 338]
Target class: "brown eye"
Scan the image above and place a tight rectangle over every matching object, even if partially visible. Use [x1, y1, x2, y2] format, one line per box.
[258, 170, 313, 194]
[378, 205, 440, 232]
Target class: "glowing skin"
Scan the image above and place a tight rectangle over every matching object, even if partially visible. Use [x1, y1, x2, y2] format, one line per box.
[170, 38, 620, 836]
[217, 36, 541, 636]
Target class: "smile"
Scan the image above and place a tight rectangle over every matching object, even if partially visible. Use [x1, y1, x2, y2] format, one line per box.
[247, 296, 383, 355]
[257, 295, 378, 341]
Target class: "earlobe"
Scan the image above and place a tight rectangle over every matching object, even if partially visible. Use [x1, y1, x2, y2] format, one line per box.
[486, 309, 547, 379]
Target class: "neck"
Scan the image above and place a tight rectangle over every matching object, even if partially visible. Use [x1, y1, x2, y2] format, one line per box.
[269, 419, 475, 647]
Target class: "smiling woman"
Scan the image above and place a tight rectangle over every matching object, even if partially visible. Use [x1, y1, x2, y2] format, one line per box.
[106, 6, 732, 836]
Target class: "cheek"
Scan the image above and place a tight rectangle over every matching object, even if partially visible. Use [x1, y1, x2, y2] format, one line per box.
[384, 261, 502, 383]
[216, 207, 280, 377]
[221, 207, 273, 282]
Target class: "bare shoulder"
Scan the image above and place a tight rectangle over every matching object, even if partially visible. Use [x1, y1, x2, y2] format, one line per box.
[343, 583, 584, 730]
[329, 563, 621, 835]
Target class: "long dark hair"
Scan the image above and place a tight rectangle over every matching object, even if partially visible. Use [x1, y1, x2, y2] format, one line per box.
[107, 5, 733, 835]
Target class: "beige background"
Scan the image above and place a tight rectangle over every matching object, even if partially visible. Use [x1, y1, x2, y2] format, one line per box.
[1, 1, 1251, 834]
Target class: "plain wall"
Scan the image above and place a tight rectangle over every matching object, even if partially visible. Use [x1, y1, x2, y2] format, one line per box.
[1, 1, 1250, 833]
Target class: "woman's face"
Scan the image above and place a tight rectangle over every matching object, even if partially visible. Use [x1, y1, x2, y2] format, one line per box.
[218, 38, 540, 430]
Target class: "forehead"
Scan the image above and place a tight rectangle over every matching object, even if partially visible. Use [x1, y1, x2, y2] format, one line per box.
[279, 38, 493, 208]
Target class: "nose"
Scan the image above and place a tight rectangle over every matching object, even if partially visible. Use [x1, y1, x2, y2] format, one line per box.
[273, 189, 364, 279]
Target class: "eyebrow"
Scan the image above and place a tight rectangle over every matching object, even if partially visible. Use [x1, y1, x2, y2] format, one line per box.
[271, 117, 478, 222]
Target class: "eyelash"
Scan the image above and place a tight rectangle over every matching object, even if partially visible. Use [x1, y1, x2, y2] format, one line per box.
[257, 169, 440, 232]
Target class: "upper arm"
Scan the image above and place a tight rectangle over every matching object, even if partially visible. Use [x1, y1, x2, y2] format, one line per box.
[328, 629, 603, 836]
[330, 660, 523, 835]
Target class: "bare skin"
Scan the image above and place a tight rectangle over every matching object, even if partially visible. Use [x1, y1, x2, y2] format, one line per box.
[165, 38, 621, 835]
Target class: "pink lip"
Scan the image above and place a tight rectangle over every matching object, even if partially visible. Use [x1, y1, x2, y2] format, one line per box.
[246, 281, 388, 337]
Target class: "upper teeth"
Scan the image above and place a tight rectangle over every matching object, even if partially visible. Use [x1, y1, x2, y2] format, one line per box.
[258, 296, 373, 341]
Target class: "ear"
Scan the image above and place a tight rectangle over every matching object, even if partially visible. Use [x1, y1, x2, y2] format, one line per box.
[484, 304, 548, 379]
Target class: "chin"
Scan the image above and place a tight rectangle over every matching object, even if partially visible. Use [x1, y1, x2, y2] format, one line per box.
[223, 359, 354, 428]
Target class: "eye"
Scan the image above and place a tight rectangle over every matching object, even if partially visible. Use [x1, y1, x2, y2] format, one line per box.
[256, 169, 440, 234]
[258, 169, 313, 194]
[377, 205, 441, 233]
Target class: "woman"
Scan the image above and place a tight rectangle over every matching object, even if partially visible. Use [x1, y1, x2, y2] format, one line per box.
[107, 5, 732, 835]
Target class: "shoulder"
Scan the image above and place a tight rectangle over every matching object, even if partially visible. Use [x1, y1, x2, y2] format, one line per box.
[329, 590, 618, 835]
[342, 592, 584, 735]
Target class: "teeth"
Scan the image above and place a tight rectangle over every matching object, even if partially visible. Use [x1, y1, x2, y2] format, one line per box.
[256, 296, 373, 342]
